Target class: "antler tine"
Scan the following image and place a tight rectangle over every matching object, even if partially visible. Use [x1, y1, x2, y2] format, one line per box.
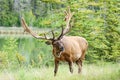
[51, 30, 55, 40]
[21, 17, 51, 40]
[64, 11, 67, 21]
[68, 6, 71, 14]
[44, 33, 47, 39]
[57, 7, 74, 40]
[21, 17, 30, 32]
[57, 26, 64, 40]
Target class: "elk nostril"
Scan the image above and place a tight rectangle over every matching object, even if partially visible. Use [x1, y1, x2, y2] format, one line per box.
[60, 47, 64, 51]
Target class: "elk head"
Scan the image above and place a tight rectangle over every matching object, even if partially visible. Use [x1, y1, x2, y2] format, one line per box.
[21, 7, 74, 58]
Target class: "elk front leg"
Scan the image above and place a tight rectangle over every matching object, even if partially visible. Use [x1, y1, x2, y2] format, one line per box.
[54, 59, 59, 76]
[68, 61, 73, 73]
[76, 59, 82, 73]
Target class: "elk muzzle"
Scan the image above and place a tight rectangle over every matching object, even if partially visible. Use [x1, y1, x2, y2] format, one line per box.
[53, 46, 65, 58]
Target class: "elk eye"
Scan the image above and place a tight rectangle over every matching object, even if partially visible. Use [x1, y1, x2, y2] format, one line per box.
[53, 43, 56, 46]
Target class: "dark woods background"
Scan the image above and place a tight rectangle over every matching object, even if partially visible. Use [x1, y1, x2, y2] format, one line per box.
[0, 0, 120, 69]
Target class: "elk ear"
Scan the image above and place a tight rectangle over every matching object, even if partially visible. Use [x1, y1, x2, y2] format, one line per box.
[45, 41, 52, 45]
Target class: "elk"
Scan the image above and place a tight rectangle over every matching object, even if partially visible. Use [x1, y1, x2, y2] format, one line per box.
[21, 7, 88, 76]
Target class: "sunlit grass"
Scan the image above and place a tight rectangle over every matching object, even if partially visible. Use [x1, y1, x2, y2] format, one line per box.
[0, 63, 120, 80]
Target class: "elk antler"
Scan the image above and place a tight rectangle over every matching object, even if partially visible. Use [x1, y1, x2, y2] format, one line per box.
[58, 7, 74, 40]
[21, 7, 74, 41]
[21, 17, 50, 40]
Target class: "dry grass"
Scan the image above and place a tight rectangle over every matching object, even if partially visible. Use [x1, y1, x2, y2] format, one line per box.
[0, 63, 120, 80]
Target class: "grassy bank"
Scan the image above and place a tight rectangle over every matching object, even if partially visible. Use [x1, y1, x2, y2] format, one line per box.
[0, 63, 120, 80]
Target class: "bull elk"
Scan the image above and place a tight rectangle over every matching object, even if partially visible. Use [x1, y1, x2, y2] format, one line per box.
[21, 7, 88, 76]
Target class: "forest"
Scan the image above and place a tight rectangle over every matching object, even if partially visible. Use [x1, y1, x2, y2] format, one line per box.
[0, 0, 120, 80]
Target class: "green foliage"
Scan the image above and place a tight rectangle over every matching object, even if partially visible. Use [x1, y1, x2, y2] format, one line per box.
[23, 11, 36, 26]
[1, 38, 19, 68]
[0, 0, 19, 26]
[41, 0, 62, 3]
[28, 40, 54, 67]
[67, 0, 120, 63]
[17, 38, 53, 67]
[0, 51, 8, 68]
[0, 0, 120, 69]
[16, 53, 26, 66]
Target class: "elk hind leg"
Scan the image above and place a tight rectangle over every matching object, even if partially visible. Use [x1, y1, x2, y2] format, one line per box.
[76, 59, 82, 73]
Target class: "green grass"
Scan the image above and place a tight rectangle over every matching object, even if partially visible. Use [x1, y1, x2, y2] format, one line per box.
[0, 63, 120, 80]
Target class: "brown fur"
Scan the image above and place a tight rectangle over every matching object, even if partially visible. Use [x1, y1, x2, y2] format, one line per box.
[52, 36, 88, 76]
